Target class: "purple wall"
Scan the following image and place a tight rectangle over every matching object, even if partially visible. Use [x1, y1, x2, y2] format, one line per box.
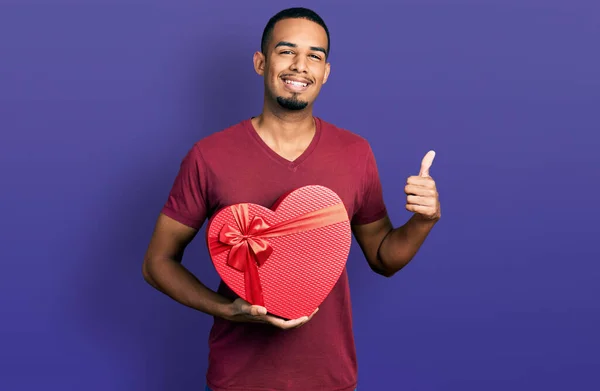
[1, 1, 598, 390]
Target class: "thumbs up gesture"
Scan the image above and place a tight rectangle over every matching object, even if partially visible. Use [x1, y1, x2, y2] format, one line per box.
[405, 151, 441, 221]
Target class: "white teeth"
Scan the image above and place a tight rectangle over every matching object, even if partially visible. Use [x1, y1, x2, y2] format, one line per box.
[285, 79, 307, 87]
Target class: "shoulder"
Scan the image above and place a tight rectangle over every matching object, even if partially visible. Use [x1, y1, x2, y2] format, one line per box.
[196, 119, 248, 150]
[184, 119, 250, 161]
[317, 117, 374, 155]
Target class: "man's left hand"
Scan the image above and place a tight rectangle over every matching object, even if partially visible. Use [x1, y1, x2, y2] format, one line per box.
[405, 150, 441, 221]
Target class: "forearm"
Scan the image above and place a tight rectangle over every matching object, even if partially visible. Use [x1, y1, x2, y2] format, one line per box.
[143, 257, 233, 319]
[377, 214, 438, 275]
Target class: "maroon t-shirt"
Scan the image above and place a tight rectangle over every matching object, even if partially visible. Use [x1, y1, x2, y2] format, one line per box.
[161, 117, 387, 391]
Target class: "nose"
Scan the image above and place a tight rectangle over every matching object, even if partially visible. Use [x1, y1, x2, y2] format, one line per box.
[290, 55, 308, 73]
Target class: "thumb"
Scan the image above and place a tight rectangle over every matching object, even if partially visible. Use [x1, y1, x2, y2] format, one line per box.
[249, 305, 268, 316]
[236, 298, 267, 316]
[419, 150, 436, 177]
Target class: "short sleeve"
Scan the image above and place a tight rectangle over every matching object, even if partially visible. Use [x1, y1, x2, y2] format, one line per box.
[161, 145, 208, 230]
[351, 143, 388, 225]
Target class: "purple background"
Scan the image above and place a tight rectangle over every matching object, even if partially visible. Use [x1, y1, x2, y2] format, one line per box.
[1, 0, 599, 390]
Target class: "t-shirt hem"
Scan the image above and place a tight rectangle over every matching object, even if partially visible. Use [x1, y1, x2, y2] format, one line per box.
[160, 205, 202, 230]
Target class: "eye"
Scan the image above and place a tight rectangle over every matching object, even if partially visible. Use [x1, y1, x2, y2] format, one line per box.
[309, 54, 322, 60]
[280, 50, 294, 55]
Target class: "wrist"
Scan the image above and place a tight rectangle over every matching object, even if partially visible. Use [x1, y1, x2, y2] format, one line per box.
[215, 300, 236, 320]
[412, 212, 440, 226]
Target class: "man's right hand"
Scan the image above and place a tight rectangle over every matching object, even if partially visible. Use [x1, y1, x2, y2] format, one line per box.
[143, 214, 318, 330]
[227, 298, 318, 330]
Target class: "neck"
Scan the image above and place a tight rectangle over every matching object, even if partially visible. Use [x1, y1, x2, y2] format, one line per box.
[253, 99, 316, 143]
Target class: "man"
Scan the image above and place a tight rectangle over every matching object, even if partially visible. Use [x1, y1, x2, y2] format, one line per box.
[142, 7, 440, 391]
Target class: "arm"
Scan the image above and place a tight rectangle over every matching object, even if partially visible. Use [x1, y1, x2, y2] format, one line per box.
[142, 213, 234, 318]
[141, 146, 238, 318]
[352, 150, 441, 277]
[352, 213, 438, 277]
[143, 213, 319, 327]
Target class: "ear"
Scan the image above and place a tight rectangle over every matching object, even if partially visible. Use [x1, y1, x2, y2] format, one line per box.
[322, 62, 331, 84]
[253, 51, 266, 76]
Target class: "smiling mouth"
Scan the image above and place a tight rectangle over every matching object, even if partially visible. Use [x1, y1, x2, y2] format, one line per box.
[283, 79, 309, 88]
[280, 77, 311, 92]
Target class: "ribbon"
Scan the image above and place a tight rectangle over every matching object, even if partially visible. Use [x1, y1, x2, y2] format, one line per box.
[208, 202, 348, 307]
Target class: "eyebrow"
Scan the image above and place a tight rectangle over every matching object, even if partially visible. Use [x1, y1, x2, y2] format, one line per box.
[274, 41, 327, 55]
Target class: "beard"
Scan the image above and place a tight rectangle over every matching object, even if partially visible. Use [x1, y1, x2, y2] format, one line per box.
[276, 94, 308, 111]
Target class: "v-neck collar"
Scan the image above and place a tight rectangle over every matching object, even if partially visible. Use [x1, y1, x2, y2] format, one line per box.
[244, 117, 322, 171]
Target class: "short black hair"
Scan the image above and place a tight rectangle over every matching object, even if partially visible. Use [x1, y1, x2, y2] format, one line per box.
[261, 7, 330, 59]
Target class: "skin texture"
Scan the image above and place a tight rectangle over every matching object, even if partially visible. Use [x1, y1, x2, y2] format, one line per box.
[142, 17, 440, 329]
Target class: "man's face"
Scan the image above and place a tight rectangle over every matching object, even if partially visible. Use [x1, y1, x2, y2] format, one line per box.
[254, 18, 331, 111]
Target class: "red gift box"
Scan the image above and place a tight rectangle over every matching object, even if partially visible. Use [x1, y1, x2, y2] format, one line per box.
[206, 185, 352, 320]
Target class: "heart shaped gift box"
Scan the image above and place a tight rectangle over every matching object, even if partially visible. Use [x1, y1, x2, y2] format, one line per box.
[206, 185, 352, 320]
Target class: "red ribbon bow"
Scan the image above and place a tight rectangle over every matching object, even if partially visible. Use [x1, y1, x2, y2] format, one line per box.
[211, 201, 349, 307]
[218, 206, 274, 306]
